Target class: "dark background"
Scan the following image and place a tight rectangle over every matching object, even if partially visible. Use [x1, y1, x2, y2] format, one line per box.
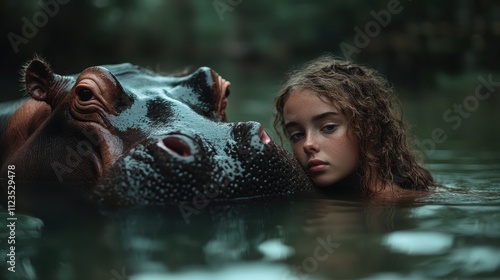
[1, 0, 499, 152]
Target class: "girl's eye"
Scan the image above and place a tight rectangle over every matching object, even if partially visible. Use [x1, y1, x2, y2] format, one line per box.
[289, 132, 304, 142]
[77, 88, 94, 101]
[322, 124, 337, 132]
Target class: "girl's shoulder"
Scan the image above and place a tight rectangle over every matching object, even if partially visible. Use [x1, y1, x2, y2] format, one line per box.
[370, 182, 429, 202]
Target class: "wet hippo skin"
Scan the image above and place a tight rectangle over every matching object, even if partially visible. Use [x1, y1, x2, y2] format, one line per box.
[0, 59, 312, 206]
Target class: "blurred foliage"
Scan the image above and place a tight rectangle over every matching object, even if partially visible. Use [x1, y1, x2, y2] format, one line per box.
[2, 0, 500, 81]
[0, 0, 499, 149]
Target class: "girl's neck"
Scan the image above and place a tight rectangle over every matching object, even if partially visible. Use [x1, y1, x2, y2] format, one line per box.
[318, 171, 363, 196]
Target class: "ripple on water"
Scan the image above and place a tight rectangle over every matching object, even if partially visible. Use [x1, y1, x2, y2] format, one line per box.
[381, 231, 454, 255]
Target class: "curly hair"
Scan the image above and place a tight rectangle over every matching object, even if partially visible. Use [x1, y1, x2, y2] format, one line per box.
[273, 55, 438, 194]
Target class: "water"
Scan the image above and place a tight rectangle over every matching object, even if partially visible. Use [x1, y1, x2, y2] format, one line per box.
[0, 149, 499, 280]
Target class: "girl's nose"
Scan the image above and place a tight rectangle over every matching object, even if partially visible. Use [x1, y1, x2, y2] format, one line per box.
[303, 133, 320, 154]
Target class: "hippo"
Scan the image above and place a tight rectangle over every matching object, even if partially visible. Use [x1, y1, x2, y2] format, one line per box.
[0, 58, 312, 206]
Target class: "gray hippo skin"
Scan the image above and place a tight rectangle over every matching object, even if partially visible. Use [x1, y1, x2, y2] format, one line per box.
[0, 59, 312, 206]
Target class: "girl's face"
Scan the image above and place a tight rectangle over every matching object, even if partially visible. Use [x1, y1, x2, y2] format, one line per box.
[283, 89, 359, 187]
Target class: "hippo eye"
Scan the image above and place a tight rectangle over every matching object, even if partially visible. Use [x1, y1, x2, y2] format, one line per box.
[225, 87, 230, 97]
[77, 88, 94, 101]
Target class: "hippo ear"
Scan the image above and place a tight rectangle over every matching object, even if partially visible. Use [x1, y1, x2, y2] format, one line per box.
[171, 67, 230, 122]
[24, 58, 54, 102]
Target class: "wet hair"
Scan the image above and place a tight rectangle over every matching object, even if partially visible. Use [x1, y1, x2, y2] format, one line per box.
[273, 54, 439, 194]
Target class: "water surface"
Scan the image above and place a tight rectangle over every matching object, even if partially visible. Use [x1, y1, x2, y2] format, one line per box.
[1, 149, 499, 280]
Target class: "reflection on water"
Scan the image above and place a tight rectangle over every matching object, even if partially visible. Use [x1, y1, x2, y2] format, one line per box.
[0, 149, 499, 279]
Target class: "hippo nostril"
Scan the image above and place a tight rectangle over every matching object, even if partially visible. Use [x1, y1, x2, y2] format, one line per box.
[232, 121, 273, 146]
[259, 127, 271, 144]
[159, 136, 192, 157]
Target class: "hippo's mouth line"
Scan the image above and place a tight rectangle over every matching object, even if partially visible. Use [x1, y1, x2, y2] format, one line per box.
[157, 133, 197, 158]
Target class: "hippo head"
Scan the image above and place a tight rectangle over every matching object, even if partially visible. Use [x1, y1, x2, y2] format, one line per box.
[4, 59, 311, 206]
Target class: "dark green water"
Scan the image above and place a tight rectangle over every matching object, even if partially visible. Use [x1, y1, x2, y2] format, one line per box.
[0, 149, 499, 280]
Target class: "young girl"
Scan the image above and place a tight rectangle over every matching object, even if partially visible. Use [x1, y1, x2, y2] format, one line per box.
[273, 55, 440, 199]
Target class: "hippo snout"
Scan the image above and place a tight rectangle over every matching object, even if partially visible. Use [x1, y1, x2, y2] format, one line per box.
[97, 118, 312, 205]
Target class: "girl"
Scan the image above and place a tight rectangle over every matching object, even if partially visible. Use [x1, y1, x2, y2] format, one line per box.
[273, 55, 440, 199]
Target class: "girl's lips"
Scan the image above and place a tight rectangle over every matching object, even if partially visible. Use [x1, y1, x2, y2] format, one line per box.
[306, 159, 328, 173]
